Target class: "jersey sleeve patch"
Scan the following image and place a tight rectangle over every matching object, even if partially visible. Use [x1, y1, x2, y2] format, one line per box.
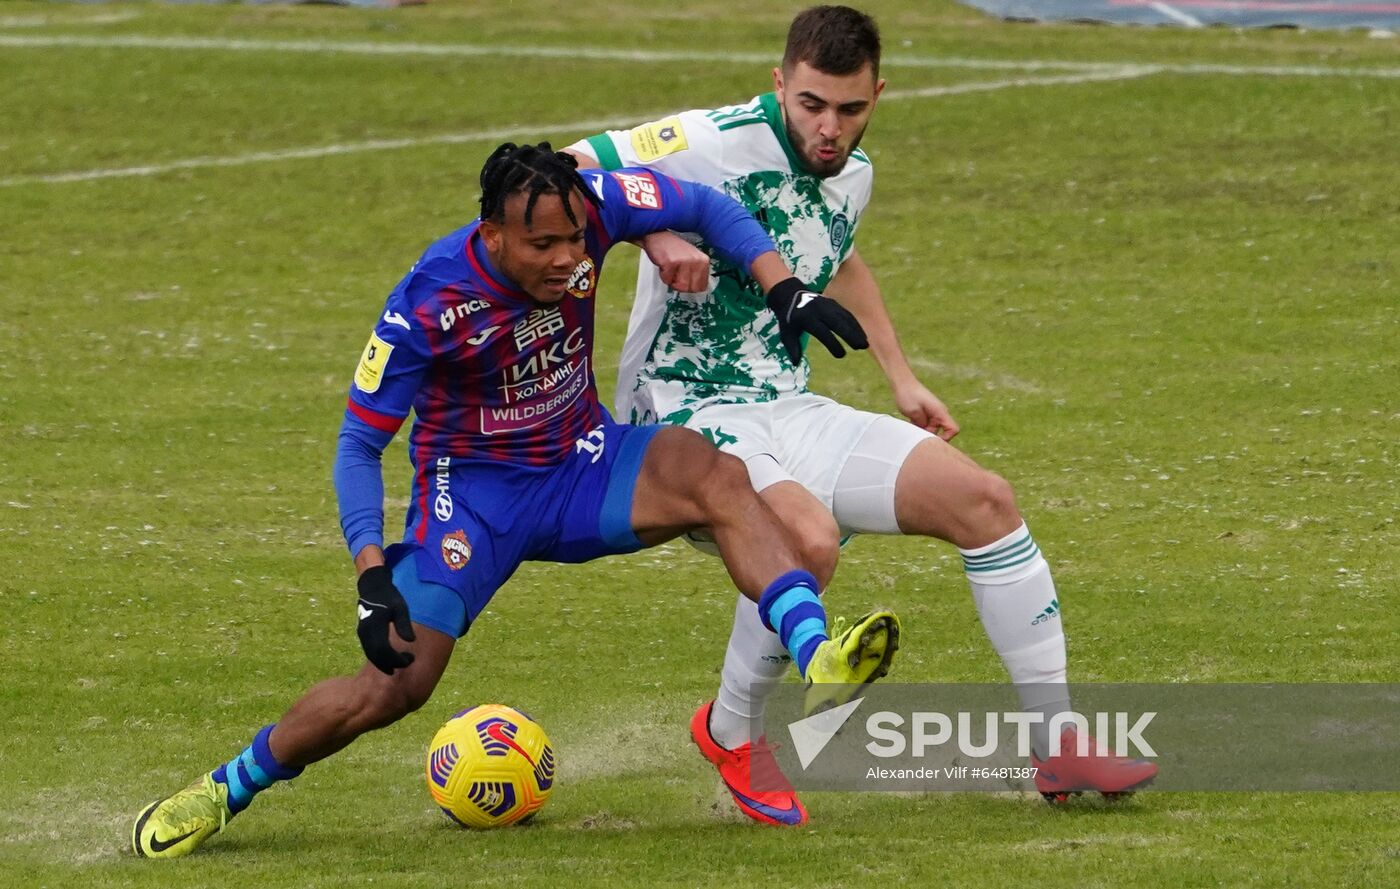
[354, 333, 394, 393]
[629, 117, 689, 163]
[614, 171, 662, 210]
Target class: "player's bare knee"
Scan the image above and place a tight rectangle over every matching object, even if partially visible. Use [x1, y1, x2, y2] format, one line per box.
[360, 675, 433, 728]
[784, 506, 840, 584]
[398, 674, 436, 716]
[962, 470, 1022, 544]
[796, 527, 840, 587]
[983, 471, 1020, 520]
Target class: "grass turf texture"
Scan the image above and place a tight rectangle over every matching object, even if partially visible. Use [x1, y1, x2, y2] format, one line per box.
[2, 0, 1397, 885]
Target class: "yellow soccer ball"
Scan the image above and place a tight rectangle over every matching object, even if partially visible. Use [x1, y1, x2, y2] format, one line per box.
[426, 704, 556, 828]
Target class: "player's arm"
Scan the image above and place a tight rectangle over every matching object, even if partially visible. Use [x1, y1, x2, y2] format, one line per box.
[334, 303, 431, 673]
[565, 148, 600, 170]
[595, 169, 867, 360]
[826, 248, 959, 440]
[335, 417, 419, 674]
[566, 118, 719, 293]
[566, 147, 710, 294]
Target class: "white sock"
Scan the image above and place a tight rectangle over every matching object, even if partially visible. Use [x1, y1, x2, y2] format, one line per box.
[710, 594, 792, 751]
[960, 522, 1070, 759]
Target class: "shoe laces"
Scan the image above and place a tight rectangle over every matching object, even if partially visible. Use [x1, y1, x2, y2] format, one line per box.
[743, 739, 783, 776]
[165, 781, 227, 833]
[829, 615, 851, 641]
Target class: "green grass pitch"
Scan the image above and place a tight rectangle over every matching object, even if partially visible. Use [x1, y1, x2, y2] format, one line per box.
[1, 1, 1397, 885]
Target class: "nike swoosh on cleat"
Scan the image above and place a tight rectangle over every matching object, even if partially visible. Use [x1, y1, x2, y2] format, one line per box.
[724, 783, 804, 825]
[146, 827, 200, 854]
[132, 801, 159, 857]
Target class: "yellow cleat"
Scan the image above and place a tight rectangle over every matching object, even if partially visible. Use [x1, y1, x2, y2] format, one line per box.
[132, 773, 231, 859]
[803, 610, 901, 716]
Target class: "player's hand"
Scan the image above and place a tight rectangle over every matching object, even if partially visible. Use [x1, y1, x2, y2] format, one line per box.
[896, 381, 960, 441]
[640, 230, 711, 293]
[764, 277, 869, 364]
[356, 565, 416, 674]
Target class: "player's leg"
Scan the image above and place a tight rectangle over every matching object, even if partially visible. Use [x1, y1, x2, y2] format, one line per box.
[268, 620, 456, 766]
[835, 415, 1156, 796]
[232, 612, 456, 802]
[757, 477, 843, 588]
[690, 401, 873, 819]
[633, 426, 899, 716]
[630, 426, 801, 593]
[260, 457, 526, 771]
[689, 476, 850, 824]
[133, 554, 464, 859]
[885, 430, 1069, 748]
[768, 396, 1065, 745]
[134, 449, 524, 862]
[708, 475, 839, 752]
[889, 443, 1156, 797]
[832, 415, 1070, 754]
[666, 461, 841, 825]
[628, 426, 896, 689]
[676, 405, 867, 826]
[550, 418, 896, 826]
[628, 429, 831, 683]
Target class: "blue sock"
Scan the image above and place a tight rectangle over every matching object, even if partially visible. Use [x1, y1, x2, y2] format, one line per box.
[756, 570, 828, 677]
[211, 724, 304, 814]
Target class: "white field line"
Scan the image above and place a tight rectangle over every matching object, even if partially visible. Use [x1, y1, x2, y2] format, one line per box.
[883, 65, 1159, 99]
[2, 33, 1400, 80]
[1149, 2, 1206, 28]
[908, 357, 1045, 395]
[0, 113, 651, 187]
[0, 12, 140, 29]
[0, 70, 1157, 189]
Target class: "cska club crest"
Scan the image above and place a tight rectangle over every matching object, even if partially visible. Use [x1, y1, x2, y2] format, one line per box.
[566, 258, 597, 299]
[441, 530, 472, 570]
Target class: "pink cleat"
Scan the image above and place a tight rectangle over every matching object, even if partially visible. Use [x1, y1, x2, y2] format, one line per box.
[1031, 726, 1159, 804]
[690, 701, 807, 826]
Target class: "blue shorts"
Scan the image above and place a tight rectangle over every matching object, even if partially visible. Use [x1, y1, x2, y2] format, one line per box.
[384, 414, 661, 638]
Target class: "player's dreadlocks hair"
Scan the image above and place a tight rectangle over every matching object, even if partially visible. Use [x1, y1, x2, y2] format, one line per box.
[783, 5, 881, 79]
[478, 141, 599, 228]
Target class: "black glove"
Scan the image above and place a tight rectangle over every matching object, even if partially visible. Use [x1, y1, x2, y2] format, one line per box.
[357, 565, 416, 674]
[764, 276, 869, 364]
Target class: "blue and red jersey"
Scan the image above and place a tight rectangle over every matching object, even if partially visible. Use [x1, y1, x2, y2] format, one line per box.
[334, 168, 778, 558]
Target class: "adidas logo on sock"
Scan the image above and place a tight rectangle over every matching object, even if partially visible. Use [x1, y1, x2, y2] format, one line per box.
[1031, 598, 1061, 626]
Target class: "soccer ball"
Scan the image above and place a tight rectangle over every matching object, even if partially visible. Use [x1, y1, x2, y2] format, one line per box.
[426, 704, 556, 828]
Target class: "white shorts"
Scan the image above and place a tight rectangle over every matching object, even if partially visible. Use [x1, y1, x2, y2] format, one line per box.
[682, 394, 932, 539]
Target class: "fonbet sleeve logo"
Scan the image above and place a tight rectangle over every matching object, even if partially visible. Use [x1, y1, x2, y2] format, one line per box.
[616, 172, 662, 210]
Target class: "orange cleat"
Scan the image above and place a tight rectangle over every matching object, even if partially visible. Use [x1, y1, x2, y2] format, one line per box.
[1032, 727, 1159, 804]
[690, 701, 807, 826]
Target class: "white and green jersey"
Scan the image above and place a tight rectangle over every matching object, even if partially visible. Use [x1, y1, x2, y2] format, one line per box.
[569, 93, 873, 427]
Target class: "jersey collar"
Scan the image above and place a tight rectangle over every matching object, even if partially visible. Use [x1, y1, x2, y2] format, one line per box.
[758, 92, 807, 175]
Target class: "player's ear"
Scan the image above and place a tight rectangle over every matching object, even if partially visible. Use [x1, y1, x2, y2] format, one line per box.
[479, 217, 502, 254]
[873, 77, 887, 101]
[772, 66, 784, 100]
